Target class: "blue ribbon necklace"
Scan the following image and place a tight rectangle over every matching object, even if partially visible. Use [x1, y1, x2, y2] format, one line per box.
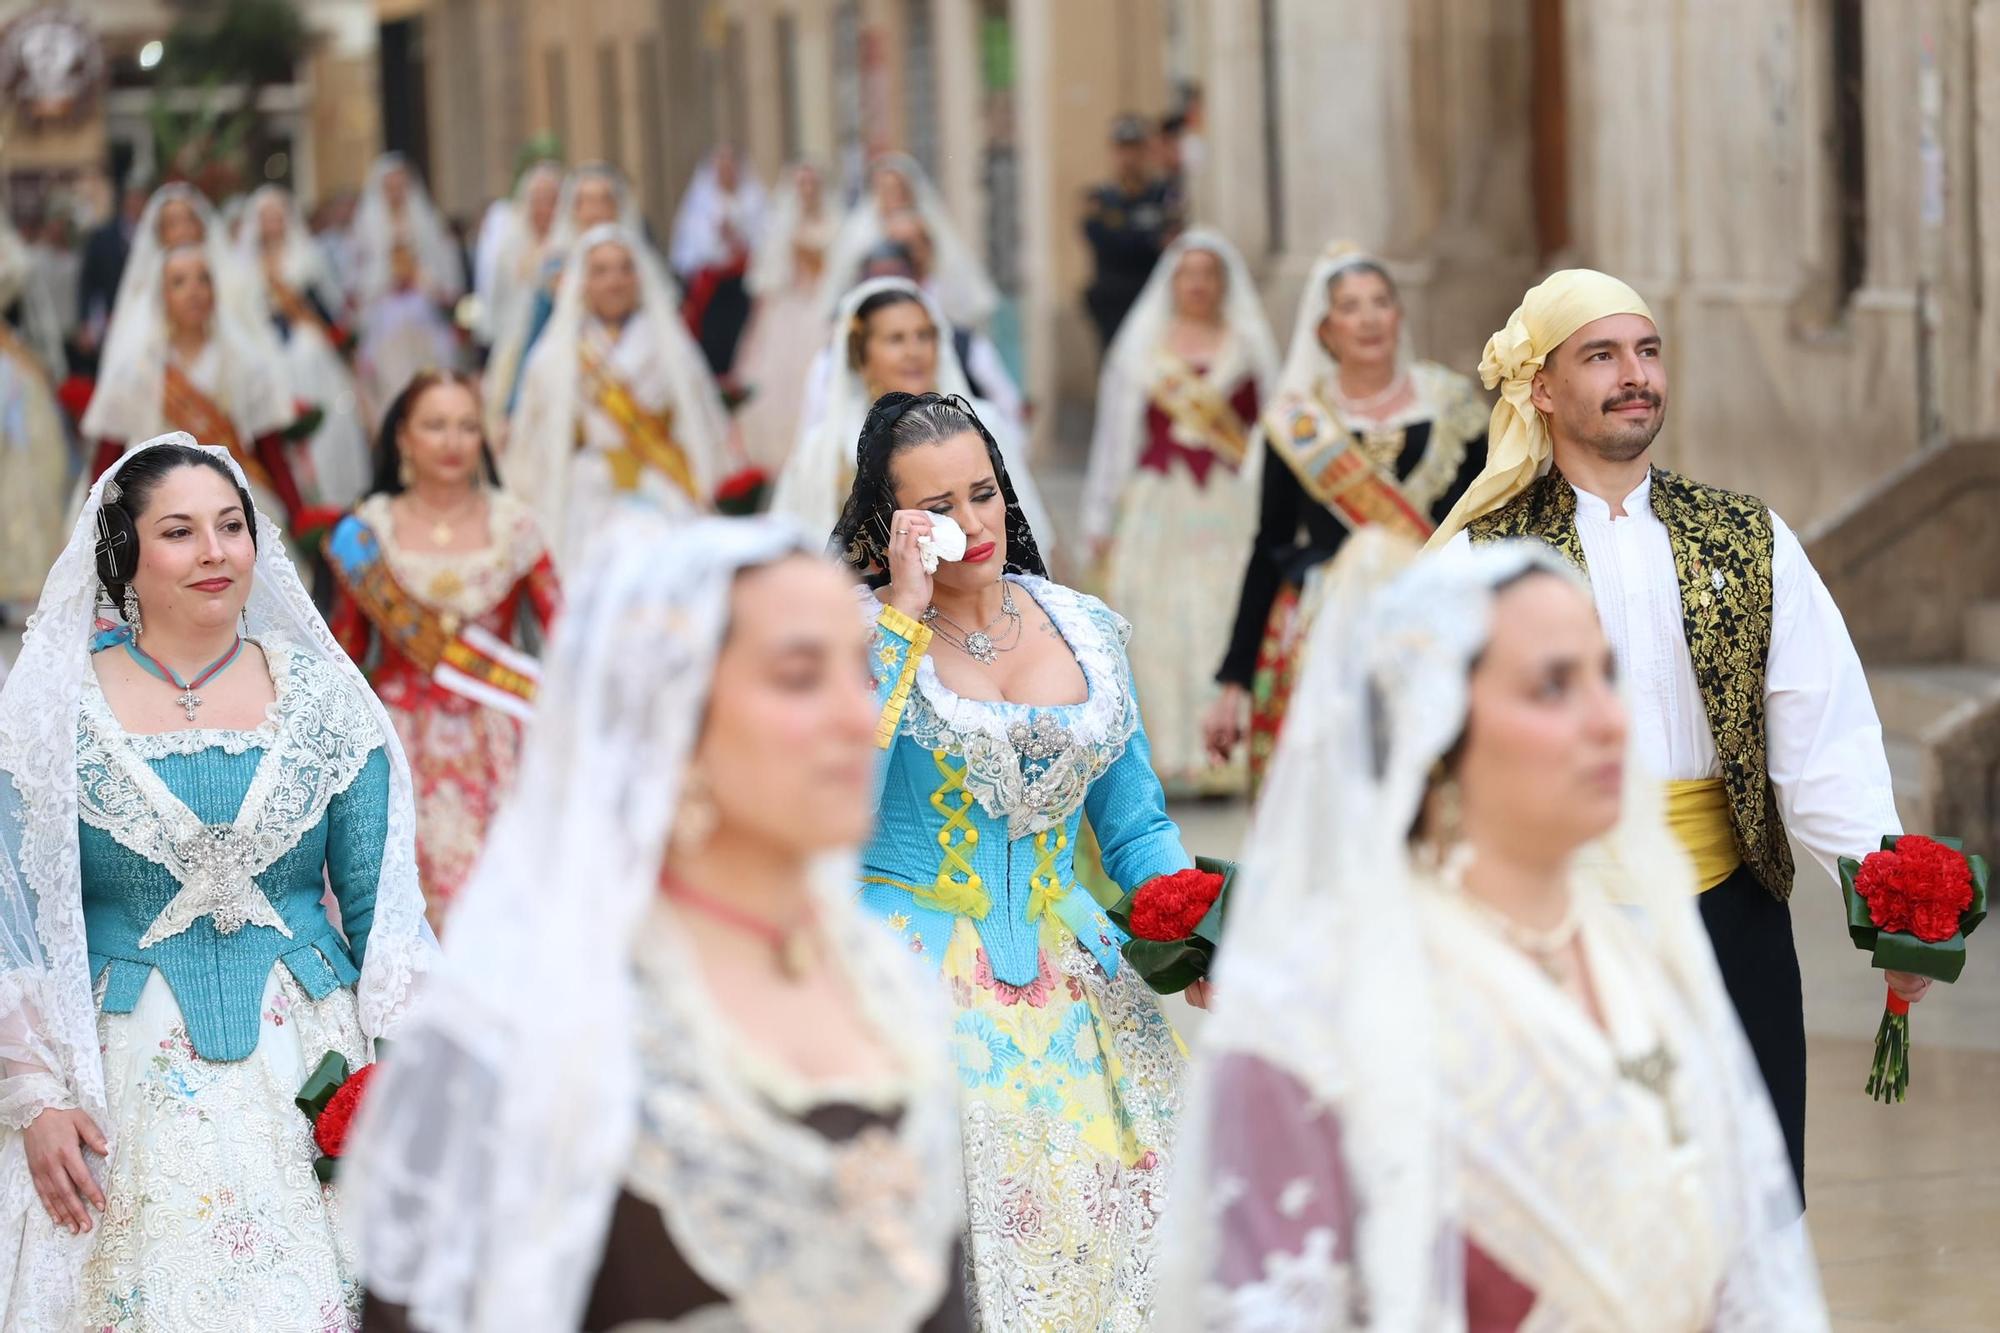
[124, 635, 245, 722]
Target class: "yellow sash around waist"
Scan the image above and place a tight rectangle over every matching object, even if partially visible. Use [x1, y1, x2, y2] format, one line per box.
[1665, 777, 1742, 892]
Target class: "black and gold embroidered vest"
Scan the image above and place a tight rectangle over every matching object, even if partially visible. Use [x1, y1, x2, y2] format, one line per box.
[1467, 467, 1796, 900]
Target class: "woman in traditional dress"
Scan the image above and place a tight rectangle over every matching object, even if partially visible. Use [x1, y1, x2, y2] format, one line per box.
[347, 154, 465, 313]
[470, 159, 562, 352]
[81, 243, 309, 528]
[670, 145, 767, 377]
[1204, 245, 1488, 792]
[731, 161, 835, 472]
[483, 162, 654, 436]
[773, 277, 1052, 560]
[1082, 229, 1278, 797]
[507, 224, 727, 570]
[349, 513, 966, 1332]
[101, 184, 268, 351]
[835, 392, 1201, 1332]
[1158, 533, 1827, 1330]
[0, 216, 71, 616]
[326, 371, 558, 934]
[238, 184, 374, 508]
[821, 153, 998, 332]
[0, 433, 432, 1329]
[355, 243, 462, 432]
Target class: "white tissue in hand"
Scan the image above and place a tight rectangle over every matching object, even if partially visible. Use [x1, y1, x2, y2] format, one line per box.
[917, 513, 968, 573]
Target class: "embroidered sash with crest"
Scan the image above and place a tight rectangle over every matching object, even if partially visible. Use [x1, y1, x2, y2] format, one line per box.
[577, 340, 699, 500]
[269, 280, 329, 342]
[163, 362, 276, 496]
[323, 516, 540, 720]
[1151, 350, 1251, 468]
[1264, 392, 1433, 540]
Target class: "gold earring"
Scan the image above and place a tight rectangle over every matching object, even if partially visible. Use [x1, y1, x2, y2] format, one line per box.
[674, 771, 718, 851]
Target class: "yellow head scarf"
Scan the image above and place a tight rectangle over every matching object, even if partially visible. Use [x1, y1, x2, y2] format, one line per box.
[1426, 269, 1656, 548]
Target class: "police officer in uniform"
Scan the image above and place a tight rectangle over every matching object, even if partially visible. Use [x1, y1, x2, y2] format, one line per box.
[1082, 114, 1184, 350]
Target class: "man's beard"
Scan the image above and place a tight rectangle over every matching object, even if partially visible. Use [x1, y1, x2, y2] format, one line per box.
[1585, 392, 1664, 462]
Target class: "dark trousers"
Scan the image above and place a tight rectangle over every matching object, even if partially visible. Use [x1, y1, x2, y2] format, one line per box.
[1698, 861, 1808, 1202]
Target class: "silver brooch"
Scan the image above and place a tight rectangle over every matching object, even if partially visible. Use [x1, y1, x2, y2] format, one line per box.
[1710, 569, 1725, 593]
[1008, 715, 1072, 762]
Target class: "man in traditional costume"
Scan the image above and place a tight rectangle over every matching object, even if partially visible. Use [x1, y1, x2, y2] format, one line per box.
[1435, 268, 1927, 1197]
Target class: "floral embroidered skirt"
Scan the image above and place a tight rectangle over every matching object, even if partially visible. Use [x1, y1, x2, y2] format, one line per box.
[1105, 464, 1252, 799]
[75, 969, 368, 1331]
[937, 914, 1185, 1332]
[379, 677, 523, 934]
[1247, 582, 1304, 796]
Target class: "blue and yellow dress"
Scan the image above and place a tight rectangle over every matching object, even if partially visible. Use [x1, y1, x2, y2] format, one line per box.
[64, 636, 387, 1329]
[862, 574, 1190, 1333]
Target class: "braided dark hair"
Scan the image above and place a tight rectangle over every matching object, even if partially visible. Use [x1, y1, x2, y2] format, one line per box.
[369, 369, 500, 497]
[828, 391, 1046, 588]
[95, 443, 259, 616]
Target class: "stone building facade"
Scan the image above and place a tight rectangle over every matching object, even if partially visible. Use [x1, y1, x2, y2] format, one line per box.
[390, 0, 1997, 539]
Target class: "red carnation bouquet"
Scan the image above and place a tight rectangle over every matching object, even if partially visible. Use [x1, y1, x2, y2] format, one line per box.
[714, 466, 771, 516]
[1106, 856, 1235, 994]
[297, 1050, 383, 1181]
[1839, 835, 1988, 1102]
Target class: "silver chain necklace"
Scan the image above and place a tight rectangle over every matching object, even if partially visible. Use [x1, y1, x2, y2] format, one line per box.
[924, 584, 1021, 665]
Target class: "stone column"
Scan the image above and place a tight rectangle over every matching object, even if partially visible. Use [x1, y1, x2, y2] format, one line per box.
[1190, 0, 1270, 269]
[932, 0, 986, 263]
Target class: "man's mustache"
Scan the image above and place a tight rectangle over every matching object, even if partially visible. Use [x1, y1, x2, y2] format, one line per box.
[1603, 390, 1662, 412]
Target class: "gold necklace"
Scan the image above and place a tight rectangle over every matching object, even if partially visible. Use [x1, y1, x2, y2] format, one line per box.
[401, 490, 484, 546]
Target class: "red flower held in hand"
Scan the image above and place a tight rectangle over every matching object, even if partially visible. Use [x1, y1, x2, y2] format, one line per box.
[1855, 835, 1975, 944]
[1128, 868, 1225, 942]
[312, 1062, 379, 1159]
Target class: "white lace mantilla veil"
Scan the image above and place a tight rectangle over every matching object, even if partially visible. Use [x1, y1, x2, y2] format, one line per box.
[0, 215, 66, 376]
[818, 152, 999, 329]
[96, 184, 269, 367]
[770, 275, 1054, 553]
[344, 514, 962, 1333]
[747, 163, 829, 299]
[483, 163, 672, 434]
[82, 185, 287, 446]
[1079, 227, 1279, 544]
[505, 223, 729, 561]
[234, 184, 345, 311]
[473, 161, 564, 344]
[1154, 531, 1826, 1332]
[350, 153, 466, 306]
[0, 433, 435, 1324]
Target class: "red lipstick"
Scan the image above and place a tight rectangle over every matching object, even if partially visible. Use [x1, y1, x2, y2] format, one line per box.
[963, 541, 996, 564]
[190, 578, 234, 593]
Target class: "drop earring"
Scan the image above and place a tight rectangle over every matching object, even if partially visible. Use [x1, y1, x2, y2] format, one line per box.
[674, 770, 719, 852]
[121, 586, 143, 637]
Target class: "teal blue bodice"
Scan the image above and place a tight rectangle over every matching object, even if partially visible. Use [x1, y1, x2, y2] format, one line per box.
[75, 640, 391, 1062]
[860, 577, 1190, 987]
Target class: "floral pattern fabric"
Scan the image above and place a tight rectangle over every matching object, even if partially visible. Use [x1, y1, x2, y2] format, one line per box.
[874, 912, 1182, 1333]
[76, 968, 367, 1331]
[328, 493, 558, 931]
